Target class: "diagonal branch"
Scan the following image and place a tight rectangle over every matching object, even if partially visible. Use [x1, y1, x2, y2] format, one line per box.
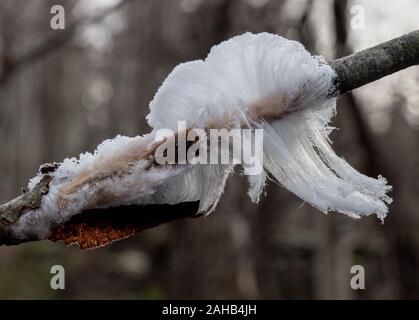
[0, 30, 418, 249]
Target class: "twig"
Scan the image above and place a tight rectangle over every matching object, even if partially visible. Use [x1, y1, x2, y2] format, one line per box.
[329, 30, 419, 95]
[0, 175, 52, 245]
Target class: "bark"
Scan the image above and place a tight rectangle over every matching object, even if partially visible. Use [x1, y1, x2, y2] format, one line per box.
[329, 30, 419, 96]
[0, 175, 52, 245]
[0, 30, 418, 248]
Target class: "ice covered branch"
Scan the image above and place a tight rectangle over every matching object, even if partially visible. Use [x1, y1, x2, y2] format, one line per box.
[0, 161, 201, 249]
[0, 31, 418, 249]
[0, 175, 52, 245]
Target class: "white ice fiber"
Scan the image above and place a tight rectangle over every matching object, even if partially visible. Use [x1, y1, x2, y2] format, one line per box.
[11, 32, 391, 240]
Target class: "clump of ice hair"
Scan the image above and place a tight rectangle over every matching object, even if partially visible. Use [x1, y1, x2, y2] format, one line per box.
[147, 32, 391, 218]
[11, 32, 391, 240]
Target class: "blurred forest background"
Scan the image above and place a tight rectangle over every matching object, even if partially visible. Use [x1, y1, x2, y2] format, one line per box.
[1, 0, 419, 299]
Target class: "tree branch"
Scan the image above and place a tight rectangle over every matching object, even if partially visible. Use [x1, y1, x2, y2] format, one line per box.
[0, 30, 418, 249]
[0, 175, 52, 245]
[329, 30, 419, 95]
